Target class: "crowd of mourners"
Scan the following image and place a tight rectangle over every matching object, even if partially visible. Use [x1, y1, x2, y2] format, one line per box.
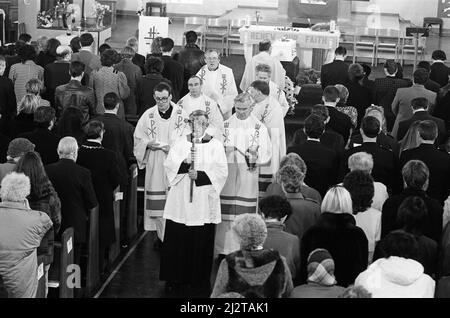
[1, 28, 450, 299]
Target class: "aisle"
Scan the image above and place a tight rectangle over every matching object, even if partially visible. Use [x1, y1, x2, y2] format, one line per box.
[96, 231, 166, 298]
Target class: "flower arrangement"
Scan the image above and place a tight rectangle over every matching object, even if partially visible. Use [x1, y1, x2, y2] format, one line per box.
[93, 1, 111, 22]
[37, 9, 54, 28]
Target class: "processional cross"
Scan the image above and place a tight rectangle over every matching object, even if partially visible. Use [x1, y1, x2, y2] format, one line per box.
[144, 26, 161, 46]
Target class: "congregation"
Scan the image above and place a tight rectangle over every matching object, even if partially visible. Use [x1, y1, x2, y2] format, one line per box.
[2, 27, 450, 299]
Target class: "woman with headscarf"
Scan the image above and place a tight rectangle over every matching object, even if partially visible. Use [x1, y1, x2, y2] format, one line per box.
[211, 213, 293, 298]
[290, 249, 346, 298]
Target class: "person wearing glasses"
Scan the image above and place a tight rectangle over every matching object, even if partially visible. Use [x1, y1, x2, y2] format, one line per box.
[133, 82, 188, 249]
[196, 49, 238, 119]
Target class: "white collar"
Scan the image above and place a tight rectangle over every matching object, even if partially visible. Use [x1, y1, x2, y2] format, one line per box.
[189, 93, 203, 100]
[413, 109, 427, 114]
[80, 47, 92, 53]
[323, 102, 337, 107]
[335, 56, 345, 61]
[86, 139, 102, 144]
[307, 137, 320, 142]
[433, 60, 445, 64]
[206, 65, 220, 72]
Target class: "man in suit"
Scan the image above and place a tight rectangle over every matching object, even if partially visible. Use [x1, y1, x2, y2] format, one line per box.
[381, 160, 443, 244]
[397, 97, 446, 145]
[430, 50, 450, 87]
[287, 114, 339, 197]
[343, 116, 399, 194]
[391, 68, 437, 138]
[372, 60, 410, 132]
[54, 61, 97, 122]
[43, 45, 72, 109]
[400, 120, 450, 204]
[322, 86, 353, 144]
[292, 105, 345, 163]
[175, 31, 205, 97]
[136, 57, 173, 117]
[126, 37, 146, 75]
[77, 121, 120, 273]
[18, 106, 59, 165]
[320, 46, 349, 89]
[417, 61, 441, 93]
[349, 105, 399, 156]
[45, 137, 98, 269]
[0, 55, 17, 135]
[160, 38, 184, 102]
[71, 33, 101, 85]
[96, 93, 135, 246]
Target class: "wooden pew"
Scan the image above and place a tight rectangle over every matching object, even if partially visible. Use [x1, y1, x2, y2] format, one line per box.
[35, 255, 46, 298]
[109, 187, 122, 265]
[86, 206, 99, 297]
[126, 164, 138, 243]
[48, 227, 74, 298]
[0, 275, 7, 298]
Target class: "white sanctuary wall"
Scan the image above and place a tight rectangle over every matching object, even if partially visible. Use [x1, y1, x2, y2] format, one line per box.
[351, 0, 439, 27]
[116, 0, 278, 16]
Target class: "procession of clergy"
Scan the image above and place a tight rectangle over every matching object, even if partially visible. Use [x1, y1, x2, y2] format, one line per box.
[134, 39, 290, 292]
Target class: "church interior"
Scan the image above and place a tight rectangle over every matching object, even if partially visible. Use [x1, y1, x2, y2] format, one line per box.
[1, 0, 450, 300]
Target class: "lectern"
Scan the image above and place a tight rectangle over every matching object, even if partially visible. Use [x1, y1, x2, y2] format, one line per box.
[406, 27, 429, 73]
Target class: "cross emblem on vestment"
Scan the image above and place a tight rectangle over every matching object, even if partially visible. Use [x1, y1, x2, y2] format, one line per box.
[144, 26, 160, 45]
[148, 120, 156, 139]
[174, 116, 184, 133]
[250, 133, 259, 147]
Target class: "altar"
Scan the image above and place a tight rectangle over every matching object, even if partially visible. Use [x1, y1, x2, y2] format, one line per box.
[36, 26, 111, 54]
[239, 25, 341, 69]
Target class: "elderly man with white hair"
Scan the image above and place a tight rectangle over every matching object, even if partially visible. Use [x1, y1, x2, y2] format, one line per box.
[0, 172, 52, 298]
[348, 152, 389, 211]
[45, 137, 98, 269]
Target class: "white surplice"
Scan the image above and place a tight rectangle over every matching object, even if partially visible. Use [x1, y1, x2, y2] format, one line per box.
[133, 102, 188, 240]
[196, 64, 238, 119]
[269, 80, 289, 117]
[240, 51, 286, 91]
[163, 136, 228, 226]
[177, 93, 225, 141]
[252, 95, 286, 197]
[216, 114, 272, 255]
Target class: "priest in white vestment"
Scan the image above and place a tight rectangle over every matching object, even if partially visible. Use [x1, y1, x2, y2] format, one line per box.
[160, 110, 228, 294]
[254, 63, 289, 116]
[216, 93, 272, 256]
[133, 82, 188, 243]
[248, 80, 286, 198]
[240, 40, 286, 92]
[177, 75, 224, 141]
[196, 49, 238, 119]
